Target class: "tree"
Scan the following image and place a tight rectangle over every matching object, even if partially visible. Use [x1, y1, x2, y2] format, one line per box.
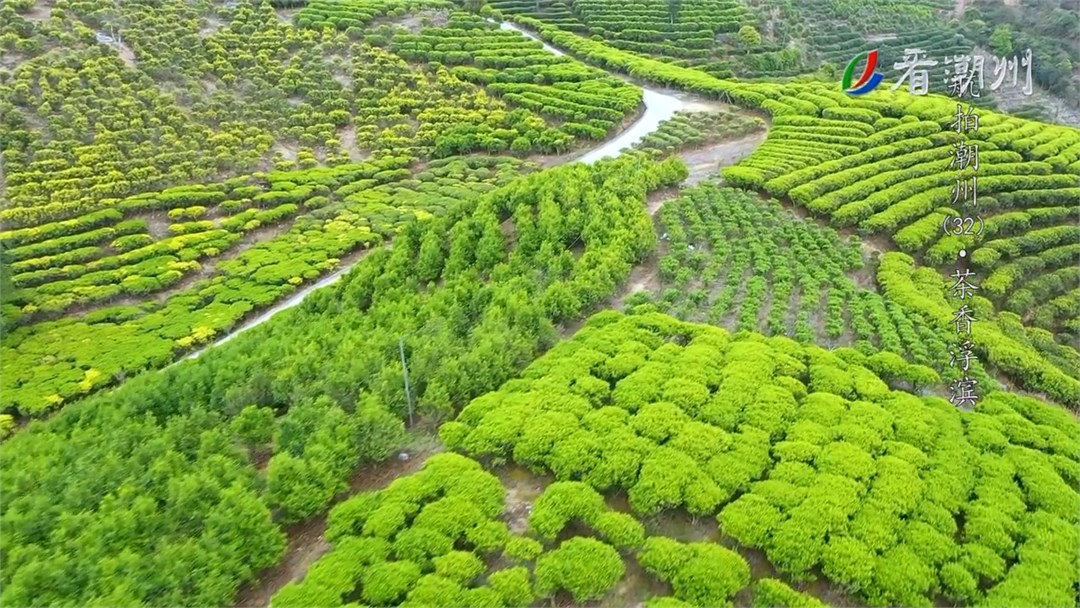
[354, 395, 406, 461]
[473, 214, 505, 275]
[989, 25, 1013, 56]
[416, 228, 446, 283]
[231, 405, 275, 451]
[667, 0, 682, 24]
[739, 25, 762, 46]
[267, 452, 340, 523]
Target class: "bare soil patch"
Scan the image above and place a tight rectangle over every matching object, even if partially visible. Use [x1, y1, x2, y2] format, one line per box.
[497, 465, 551, 535]
[272, 141, 299, 161]
[233, 438, 444, 608]
[390, 9, 451, 33]
[142, 212, 171, 240]
[682, 128, 768, 186]
[199, 16, 224, 37]
[275, 8, 300, 25]
[332, 71, 352, 90]
[115, 40, 137, 68]
[338, 125, 366, 162]
[22, 3, 52, 22]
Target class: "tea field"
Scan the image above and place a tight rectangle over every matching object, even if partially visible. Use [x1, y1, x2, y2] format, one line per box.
[0, 0, 1077, 607]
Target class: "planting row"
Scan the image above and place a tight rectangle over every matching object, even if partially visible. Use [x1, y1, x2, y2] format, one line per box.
[631, 110, 766, 158]
[273, 452, 826, 608]
[0, 155, 536, 416]
[1, 1, 640, 229]
[634, 185, 951, 377]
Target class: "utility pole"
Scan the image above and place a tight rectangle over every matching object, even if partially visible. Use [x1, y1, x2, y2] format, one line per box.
[398, 337, 414, 427]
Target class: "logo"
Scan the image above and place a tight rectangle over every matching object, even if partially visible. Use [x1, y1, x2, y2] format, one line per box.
[842, 50, 884, 95]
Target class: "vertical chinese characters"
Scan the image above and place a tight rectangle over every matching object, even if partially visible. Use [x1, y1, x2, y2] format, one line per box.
[946, 102, 982, 409]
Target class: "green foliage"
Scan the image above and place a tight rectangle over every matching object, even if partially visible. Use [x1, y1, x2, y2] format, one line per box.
[504, 536, 544, 563]
[488, 567, 535, 607]
[639, 537, 750, 607]
[231, 405, 276, 449]
[534, 537, 625, 603]
[361, 560, 423, 605]
[3, 5, 1079, 608]
[432, 550, 485, 585]
[752, 578, 825, 607]
[738, 25, 762, 46]
[447, 312, 1080, 607]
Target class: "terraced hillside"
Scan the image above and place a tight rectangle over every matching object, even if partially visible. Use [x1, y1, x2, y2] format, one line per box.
[0, 1, 650, 416]
[0, 1, 1078, 607]
[489, 0, 1080, 124]
[1, 156, 534, 414]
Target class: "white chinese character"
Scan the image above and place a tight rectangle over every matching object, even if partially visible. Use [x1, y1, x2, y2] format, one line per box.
[1021, 48, 1033, 95]
[944, 53, 984, 98]
[891, 48, 938, 96]
[990, 54, 1017, 91]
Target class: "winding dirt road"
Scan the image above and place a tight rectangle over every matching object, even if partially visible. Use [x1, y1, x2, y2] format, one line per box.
[187, 21, 727, 365]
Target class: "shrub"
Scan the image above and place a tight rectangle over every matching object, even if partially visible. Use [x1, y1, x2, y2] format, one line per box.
[534, 537, 624, 603]
[504, 536, 544, 563]
[488, 567, 535, 607]
[432, 550, 485, 585]
[361, 560, 423, 606]
[639, 537, 750, 607]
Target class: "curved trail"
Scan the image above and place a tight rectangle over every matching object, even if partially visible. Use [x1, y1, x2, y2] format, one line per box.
[185, 22, 703, 364]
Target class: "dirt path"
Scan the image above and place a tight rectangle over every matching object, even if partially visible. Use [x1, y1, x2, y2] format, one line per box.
[498, 465, 551, 535]
[200, 15, 224, 37]
[681, 128, 768, 186]
[338, 125, 365, 162]
[233, 439, 444, 608]
[115, 40, 137, 68]
[953, 0, 966, 18]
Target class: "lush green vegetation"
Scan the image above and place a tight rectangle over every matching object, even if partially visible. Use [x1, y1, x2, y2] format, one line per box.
[0, 0, 649, 417]
[963, 0, 1080, 103]
[1, 1, 1077, 607]
[0, 1, 639, 227]
[442, 310, 1080, 607]
[0, 154, 686, 606]
[1, 156, 534, 415]
[274, 451, 821, 608]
